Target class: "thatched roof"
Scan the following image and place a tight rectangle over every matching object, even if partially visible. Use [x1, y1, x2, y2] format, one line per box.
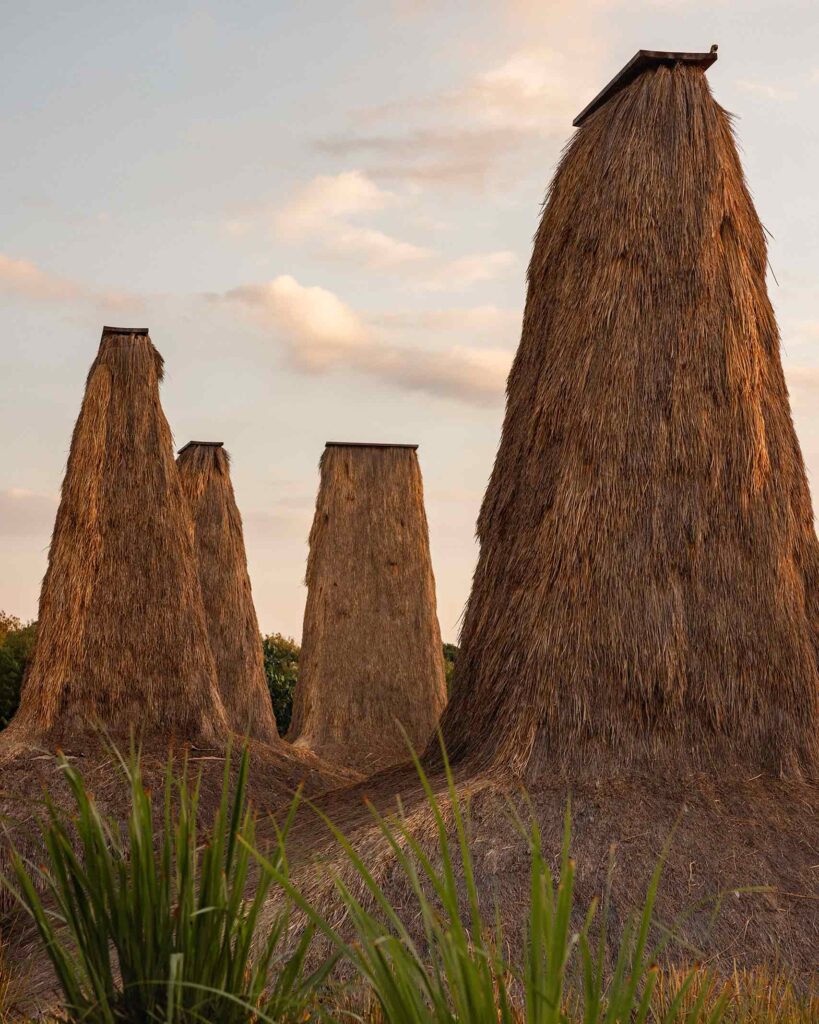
[1, 328, 228, 754]
[289, 443, 447, 772]
[434, 51, 819, 782]
[257, 52, 819, 982]
[176, 441, 278, 744]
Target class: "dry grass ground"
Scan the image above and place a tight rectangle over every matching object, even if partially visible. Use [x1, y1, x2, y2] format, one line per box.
[354, 967, 818, 1023]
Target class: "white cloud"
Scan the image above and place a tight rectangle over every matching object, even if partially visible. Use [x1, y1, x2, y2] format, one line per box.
[316, 127, 528, 189]
[271, 170, 517, 283]
[275, 170, 396, 237]
[274, 170, 431, 268]
[0, 253, 141, 311]
[423, 251, 517, 291]
[324, 225, 431, 265]
[222, 275, 369, 371]
[216, 275, 511, 405]
[370, 305, 520, 337]
[735, 78, 797, 102]
[0, 488, 58, 537]
[0, 254, 81, 303]
[459, 48, 587, 130]
[322, 46, 601, 189]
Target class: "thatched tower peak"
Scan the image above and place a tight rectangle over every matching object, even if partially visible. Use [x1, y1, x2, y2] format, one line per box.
[176, 440, 279, 745]
[437, 51, 819, 782]
[289, 441, 447, 773]
[3, 328, 228, 752]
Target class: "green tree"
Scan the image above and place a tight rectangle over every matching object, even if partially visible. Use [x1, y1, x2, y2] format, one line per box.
[442, 642, 459, 694]
[261, 632, 300, 737]
[0, 612, 37, 729]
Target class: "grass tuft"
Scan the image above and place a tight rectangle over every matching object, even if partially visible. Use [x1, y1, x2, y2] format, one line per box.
[3, 742, 335, 1023]
[1, 743, 815, 1022]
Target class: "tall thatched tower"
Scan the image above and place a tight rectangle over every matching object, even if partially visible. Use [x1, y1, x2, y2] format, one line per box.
[290, 442, 447, 772]
[176, 441, 278, 745]
[438, 48, 819, 783]
[3, 328, 228, 751]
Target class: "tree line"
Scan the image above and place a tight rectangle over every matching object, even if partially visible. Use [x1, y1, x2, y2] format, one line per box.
[0, 612, 458, 736]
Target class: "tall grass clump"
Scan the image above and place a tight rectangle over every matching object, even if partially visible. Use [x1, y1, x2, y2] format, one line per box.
[4, 745, 334, 1024]
[2, 741, 815, 1022]
[256, 746, 741, 1024]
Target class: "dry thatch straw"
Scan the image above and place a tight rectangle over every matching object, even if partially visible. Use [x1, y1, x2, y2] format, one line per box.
[289, 443, 447, 773]
[267, 50, 819, 981]
[176, 441, 278, 745]
[0, 328, 228, 757]
[435, 49, 819, 783]
[0, 331, 360, 945]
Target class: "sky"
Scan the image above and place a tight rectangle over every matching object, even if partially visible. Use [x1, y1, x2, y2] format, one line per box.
[2, 0, 818, 642]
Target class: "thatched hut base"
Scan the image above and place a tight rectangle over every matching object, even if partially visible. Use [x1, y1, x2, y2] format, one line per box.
[0, 732, 359, 925]
[258, 765, 818, 986]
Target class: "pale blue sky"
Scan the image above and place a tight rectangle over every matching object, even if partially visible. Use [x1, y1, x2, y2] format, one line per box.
[2, 0, 818, 640]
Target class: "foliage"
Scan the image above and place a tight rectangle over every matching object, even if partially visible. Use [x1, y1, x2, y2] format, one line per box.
[0, 612, 37, 729]
[1, 741, 816, 1022]
[257, 743, 738, 1024]
[442, 642, 458, 693]
[4, 745, 335, 1024]
[262, 632, 301, 736]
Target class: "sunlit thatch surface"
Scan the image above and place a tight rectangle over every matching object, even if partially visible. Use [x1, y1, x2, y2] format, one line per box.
[439, 60, 819, 781]
[271, 56, 819, 980]
[289, 443, 447, 773]
[177, 441, 278, 744]
[1, 330, 227, 756]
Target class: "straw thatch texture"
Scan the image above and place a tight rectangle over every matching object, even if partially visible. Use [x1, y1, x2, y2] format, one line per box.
[176, 443, 278, 744]
[435, 61, 819, 783]
[289, 444, 447, 772]
[260, 57, 819, 981]
[263, 762, 819, 985]
[0, 329, 228, 754]
[0, 332, 362, 962]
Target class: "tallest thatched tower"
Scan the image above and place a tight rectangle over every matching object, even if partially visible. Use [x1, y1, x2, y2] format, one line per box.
[439, 49, 819, 782]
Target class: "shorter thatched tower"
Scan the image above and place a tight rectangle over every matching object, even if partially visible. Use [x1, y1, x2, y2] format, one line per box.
[289, 442, 447, 772]
[1, 328, 228, 754]
[176, 441, 278, 745]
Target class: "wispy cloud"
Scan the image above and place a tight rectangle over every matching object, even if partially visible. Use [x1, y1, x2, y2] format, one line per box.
[0, 253, 142, 311]
[215, 275, 511, 405]
[268, 170, 517, 284]
[0, 488, 57, 537]
[222, 276, 369, 371]
[735, 78, 797, 102]
[275, 170, 396, 235]
[422, 251, 517, 291]
[317, 128, 531, 189]
[318, 47, 600, 189]
[369, 304, 520, 339]
[273, 170, 432, 267]
[322, 225, 431, 266]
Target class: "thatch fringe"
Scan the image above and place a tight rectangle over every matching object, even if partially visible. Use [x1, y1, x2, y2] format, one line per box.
[1, 329, 228, 755]
[289, 444, 447, 772]
[176, 442, 278, 744]
[435, 60, 819, 782]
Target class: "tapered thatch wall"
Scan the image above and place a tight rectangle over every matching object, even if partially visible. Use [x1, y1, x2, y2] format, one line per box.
[289, 443, 447, 772]
[2, 328, 228, 750]
[260, 53, 819, 981]
[176, 441, 278, 744]
[436, 53, 819, 782]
